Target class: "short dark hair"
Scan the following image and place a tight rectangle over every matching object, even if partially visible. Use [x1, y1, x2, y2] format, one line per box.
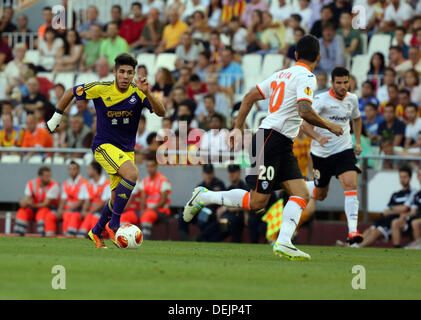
[137, 64, 147, 72]
[322, 21, 336, 31]
[384, 67, 396, 75]
[132, 2, 142, 9]
[362, 80, 375, 91]
[331, 67, 350, 81]
[211, 113, 224, 124]
[384, 103, 396, 111]
[69, 160, 80, 169]
[290, 14, 302, 22]
[296, 35, 320, 62]
[146, 132, 157, 145]
[43, 6, 52, 11]
[405, 103, 418, 112]
[294, 27, 305, 35]
[90, 161, 102, 175]
[115, 53, 137, 71]
[364, 102, 377, 111]
[399, 165, 412, 178]
[54, 83, 65, 91]
[390, 45, 403, 53]
[388, 83, 398, 91]
[38, 166, 50, 176]
[199, 51, 211, 60]
[189, 74, 201, 82]
[395, 26, 406, 34]
[112, 4, 122, 12]
[204, 94, 215, 103]
[399, 88, 410, 96]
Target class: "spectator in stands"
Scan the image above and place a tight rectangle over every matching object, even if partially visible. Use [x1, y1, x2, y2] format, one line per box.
[310, 5, 335, 39]
[257, 11, 285, 55]
[316, 22, 345, 75]
[408, 46, 421, 74]
[103, 5, 123, 32]
[270, 0, 292, 25]
[78, 5, 102, 41]
[348, 75, 358, 94]
[75, 100, 94, 128]
[284, 27, 305, 67]
[337, 11, 362, 57]
[142, 0, 165, 16]
[209, 30, 225, 64]
[51, 83, 65, 107]
[175, 31, 201, 70]
[165, 0, 186, 22]
[328, 0, 352, 26]
[135, 114, 150, 151]
[174, 66, 192, 88]
[228, 17, 247, 55]
[394, 26, 410, 59]
[133, 157, 172, 240]
[0, 112, 24, 147]
[162, 117, 173, 130]
[412, 27, 421, 48]
[377, 67, 397, 104]
[398, 88, 412, 118]
[4, 43, 27, 86]
[376, 103, 406, 147]
[314, 71, 329, 96]
[403, 103, 421, 148]
[80, 24, 103, 72]
[357, 166, 413, 247]
[364, 102, 383, 144]
[197, 94, 217, 129]
[245, 10, 264, 53]
[130, 8, 165, 53]
[189, 10, 212, 44]
[37, 27, 64, 72]
[66, 115, 92, 149]
[119, 2, 147, 47]
[195, 75, 231, 122]
[37, 7, 53, 40]
[52, 114, 68, 148]
[382, 0, 414, 31]
[368, 52, 386, 90]
[193, 51, 211, 82]
[0, 30, 13, 70]
[200, 113, 229, 162]
[169, 85, 197, 119]
[155, 10, 188, 54]
[217, 47, 243, 93]
[206, 0, 223, 29]
[0, 6, 16, 32]
[21, 114, 53, 149]
[179, 164, 225, 241]
[99, 22, 129, 67]
[152, 67, 175, 102]
[186, 74, 207, 102]
[241, 0, 268, 28]
[95, 57, 112, 81]
[15, 14, 33, 46]
[293, 0, 313, 30]
[391, 167, 421, 247]
[21, 77, 48, 115]
[26, 63, 54, 102]
[403, 69, 421, 106]
[357, 0, 384, 33]
[174, 103, 199, 130]
[76, 161, 110, 238]
[58, 161, 89, 236]
[53, 29, 83, 73]
[359, 81, 379, 119]
[13, 166, 60, 236]
[389, 45, 412, 76]
[282, 14, 302, 50]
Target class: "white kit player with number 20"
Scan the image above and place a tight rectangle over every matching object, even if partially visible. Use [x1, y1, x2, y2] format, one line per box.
[301, 66, 364, 246]
[183, 35, 344, 261]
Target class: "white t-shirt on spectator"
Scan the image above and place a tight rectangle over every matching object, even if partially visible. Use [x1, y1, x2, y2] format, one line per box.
[232, 28, 247, 53]
[405, 118, 421, 142]
[38, 38, 64, 70]
[200, 129, 229, 154]
[175, 44, 200, 62]
[270, 5, 292, 23]
[383, 2, 414, 26]
[293, 7, 313, 30]
[136, 129, 150, 150]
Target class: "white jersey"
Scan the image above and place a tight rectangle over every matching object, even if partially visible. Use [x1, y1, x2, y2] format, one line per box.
[310, 89, 361, 158]
[257, 62, 317, 140]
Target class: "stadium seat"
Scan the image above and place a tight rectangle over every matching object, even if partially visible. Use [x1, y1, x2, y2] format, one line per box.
[145, 111, 162, 133]
[1, 155, 21, 163]
[351, 54, 370, 88]
[155, 53, 177, 72]
[262, 54, 284, 78]
[54, 72, 75, 90]
[52, 156, 65, 165]
[244, 75, 264, 94]
[242, 54, 263, 77]
[83, 152, 94, 165]
[75, 72, 98, 85]
[27, 155, 43, 164]
[367, 34, 392, 60]
[37, 72, 54, 81]
[25, 50, 39, 64]
[137, 53, 156, 78]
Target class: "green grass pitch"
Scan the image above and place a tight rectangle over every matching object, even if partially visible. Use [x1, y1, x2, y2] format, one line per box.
[1, 236, 421, 300]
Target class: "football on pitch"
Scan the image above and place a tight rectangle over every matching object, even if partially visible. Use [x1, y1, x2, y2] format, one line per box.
[115, 224, 143, 249]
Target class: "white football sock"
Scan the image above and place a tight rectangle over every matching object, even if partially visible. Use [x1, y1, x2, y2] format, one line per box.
[200, 189, 248, 208]
[277, 196, 306, 244]
[306, 181, 315, 198]
[344, 191, 359, 233]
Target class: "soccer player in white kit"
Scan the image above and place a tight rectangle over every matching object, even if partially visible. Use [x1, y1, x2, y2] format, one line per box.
[183, 35, 343, 261]
[301, 66, 364, 245]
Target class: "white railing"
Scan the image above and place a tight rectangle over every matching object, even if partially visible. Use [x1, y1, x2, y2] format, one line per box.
[2, 32, 38, 50]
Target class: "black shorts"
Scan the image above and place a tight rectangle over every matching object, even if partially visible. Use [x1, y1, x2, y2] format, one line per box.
[373, 214, 400, 240]
[311, 149, 361, 188]
[245, 129, 303, 194]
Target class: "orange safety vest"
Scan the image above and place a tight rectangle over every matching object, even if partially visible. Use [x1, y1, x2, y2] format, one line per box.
[142, 172, 171, 215]
[86, 178, 110, 212]
[27, 177, 59, 208]
[126, 188, 143, 212]
[62, 176, 88, 210]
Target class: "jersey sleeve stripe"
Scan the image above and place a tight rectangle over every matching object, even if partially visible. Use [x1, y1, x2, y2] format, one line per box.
[256, 85, 266, 99]
[297, 98, 312, 103]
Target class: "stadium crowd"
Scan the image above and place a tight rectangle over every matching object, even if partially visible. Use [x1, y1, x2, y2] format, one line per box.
[1, 0, 421, 247]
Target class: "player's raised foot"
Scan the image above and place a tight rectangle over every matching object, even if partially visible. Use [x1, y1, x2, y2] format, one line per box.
[183, 187, 207, 222]
[273, 241, 311, 261]
[88, 229, 107, 249]
[347, 231, 364, 245]
[105, 222, 119, 248]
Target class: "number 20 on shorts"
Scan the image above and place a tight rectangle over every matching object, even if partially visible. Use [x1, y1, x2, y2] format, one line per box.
[269, 81, 285, 113]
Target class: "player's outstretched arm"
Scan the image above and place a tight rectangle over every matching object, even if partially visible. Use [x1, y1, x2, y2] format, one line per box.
[136, 77, 166, 117]
[46, 88, 75, 133]
[234, 87, 264, 130]
[297, 100, 343, 136]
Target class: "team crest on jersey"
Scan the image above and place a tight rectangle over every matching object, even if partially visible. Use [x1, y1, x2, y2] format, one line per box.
[76, 86, 84, 96]
[304, 87, 312, 96]
[129, 95, 137, 104]
[262, 181, 269, 190]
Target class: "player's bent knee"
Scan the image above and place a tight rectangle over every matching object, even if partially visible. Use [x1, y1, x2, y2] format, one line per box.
[249, 198, 268, 211]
